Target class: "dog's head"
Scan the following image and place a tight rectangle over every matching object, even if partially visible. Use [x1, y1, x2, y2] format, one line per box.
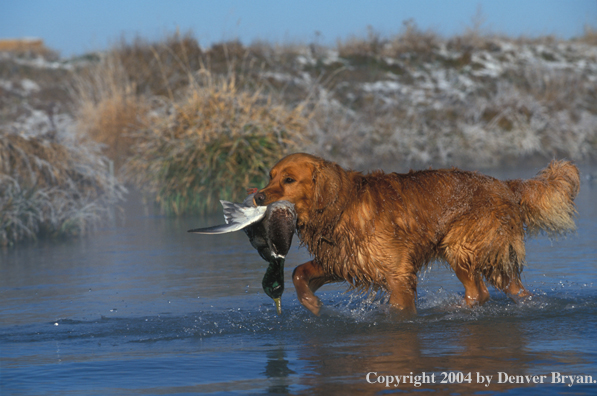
[255, 153, 345, 221]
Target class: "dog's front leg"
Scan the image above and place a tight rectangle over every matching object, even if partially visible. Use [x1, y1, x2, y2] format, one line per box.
[292, 260, 333, 316]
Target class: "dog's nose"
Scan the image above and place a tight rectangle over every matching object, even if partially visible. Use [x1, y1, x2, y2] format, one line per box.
[254, 191, 266, 206]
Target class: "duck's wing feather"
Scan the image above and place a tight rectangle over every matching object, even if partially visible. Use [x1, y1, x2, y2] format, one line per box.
[188, 200, 267, 234]
[187, 223, 246, 234]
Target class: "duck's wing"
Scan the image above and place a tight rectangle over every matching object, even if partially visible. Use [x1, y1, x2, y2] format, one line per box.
[187, 200, 267, 234]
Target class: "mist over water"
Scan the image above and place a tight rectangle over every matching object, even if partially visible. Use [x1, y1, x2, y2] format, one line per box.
[1, 169, 596, 395]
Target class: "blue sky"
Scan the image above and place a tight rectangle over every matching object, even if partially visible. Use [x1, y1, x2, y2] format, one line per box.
[1, 0, 596, 57]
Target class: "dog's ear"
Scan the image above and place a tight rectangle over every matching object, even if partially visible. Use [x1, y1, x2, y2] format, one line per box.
[313, 161, 343, 211]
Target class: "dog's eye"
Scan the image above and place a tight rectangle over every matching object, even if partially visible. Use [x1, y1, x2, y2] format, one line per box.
[284, 177, 295, 184]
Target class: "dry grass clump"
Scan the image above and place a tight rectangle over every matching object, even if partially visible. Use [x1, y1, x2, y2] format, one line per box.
[337, 20, 440, 59]
[385, 19, 440, 56]
[0, 131, 125, 246]
[71, 53, 149, 169]
[111, 31, 203, 97]
[108, 33, 264, 96]
[445, 7, 501, 52]
[71, 33, 285, 171]
[0, 176, 45, 245]
[337, 26, 387, 58]
[72, 34, 313, 216]
[125, 71, 310, 215]
[575, 25, 597, 45]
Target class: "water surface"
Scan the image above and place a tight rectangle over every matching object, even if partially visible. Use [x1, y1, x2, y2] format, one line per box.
[1, 167, 596, 395]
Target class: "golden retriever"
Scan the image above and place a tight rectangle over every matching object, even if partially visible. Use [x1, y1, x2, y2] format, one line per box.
[255, 153, 580, 315]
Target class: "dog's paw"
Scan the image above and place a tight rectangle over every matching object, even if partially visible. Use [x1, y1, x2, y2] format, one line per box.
[299, 295, 323, 316]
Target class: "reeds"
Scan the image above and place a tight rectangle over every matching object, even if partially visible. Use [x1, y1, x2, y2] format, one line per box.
[125, 71, 309, 215]
[70, 33, 312, 215]
[0, 131, 125, 246]
[71, 52, 148, 169]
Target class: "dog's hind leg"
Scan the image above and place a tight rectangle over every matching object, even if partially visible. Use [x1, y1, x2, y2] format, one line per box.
[481, 241, 531, 303]
[292, 260, 337, 316]
[496, 273, 532, 302]
[453, 265, 490, 307]
[443, 243, 491, 307]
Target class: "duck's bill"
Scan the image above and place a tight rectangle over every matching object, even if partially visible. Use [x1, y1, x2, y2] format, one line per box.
[273, 297, 282, 315]
[188, 200, 267, 234]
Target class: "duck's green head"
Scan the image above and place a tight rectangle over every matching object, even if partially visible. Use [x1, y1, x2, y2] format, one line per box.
[262, 258, 285, 315]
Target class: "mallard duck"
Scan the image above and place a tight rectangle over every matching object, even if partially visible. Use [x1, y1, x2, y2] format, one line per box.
[188, 193, 296, 315]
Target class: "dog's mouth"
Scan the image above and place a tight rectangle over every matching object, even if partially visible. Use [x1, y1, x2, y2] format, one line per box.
[254, 191, 287, 207]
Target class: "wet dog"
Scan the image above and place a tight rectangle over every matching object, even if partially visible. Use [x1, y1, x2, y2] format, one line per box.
[254, 153, 579, 315]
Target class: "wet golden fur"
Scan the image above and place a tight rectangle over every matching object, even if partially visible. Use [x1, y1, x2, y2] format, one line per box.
[258, 153, 580, 314]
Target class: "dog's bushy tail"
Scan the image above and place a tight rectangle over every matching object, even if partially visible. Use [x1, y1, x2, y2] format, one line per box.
[506, 160, 580, 237]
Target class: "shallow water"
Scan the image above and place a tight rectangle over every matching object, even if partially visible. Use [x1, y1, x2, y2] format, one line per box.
[1, 167, 597, 395]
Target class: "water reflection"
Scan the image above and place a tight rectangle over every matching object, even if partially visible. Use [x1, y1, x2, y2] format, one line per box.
[292, 304, 592, 394]
[263, 345, 296, 394]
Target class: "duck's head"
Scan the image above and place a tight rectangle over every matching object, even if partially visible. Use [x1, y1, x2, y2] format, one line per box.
[262, 257, 285, 315]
